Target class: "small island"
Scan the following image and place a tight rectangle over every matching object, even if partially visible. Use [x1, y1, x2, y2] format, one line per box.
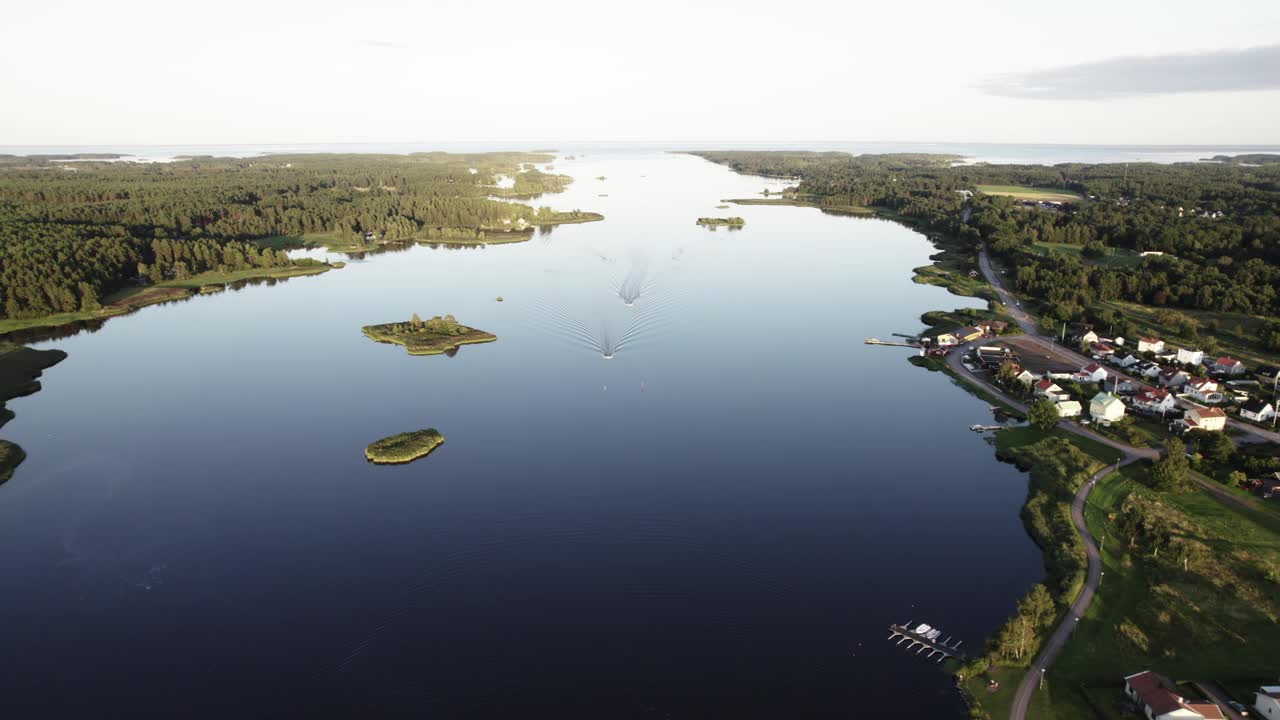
[362, 314, 496, 356]
[696, 216, 746, 227]
[365, 428, 444, 465]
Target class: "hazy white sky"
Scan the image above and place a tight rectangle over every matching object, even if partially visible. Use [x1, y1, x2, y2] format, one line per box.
[5, 0, 1280, 145]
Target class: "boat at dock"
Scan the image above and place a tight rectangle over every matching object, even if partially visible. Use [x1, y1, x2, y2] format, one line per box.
[887, 621, 967, 663]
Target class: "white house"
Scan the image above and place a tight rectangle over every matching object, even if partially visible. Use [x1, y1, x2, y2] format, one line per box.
[1176, 348, 1204, 366]
[1077, 329, 1100, 344]
[934, 332, 959, 347]
[1255, 686, 1280, 720]
[1132, 387, 1177, 414]
[1240, 398, 1276, 423]
[1110, 353, 1140, 368]
[1137, 361, 1163, 379]
[1015, 368, 1038, 386]
[1033, 379, 1070, 402]
[1089, 342, 1116, 358]
[1090, 392, 1126, 422]
[1186, 377, 1223, 404]
[1183, 407, 1227, 432]
[1159, 368, 1190, 388]
[1137, 337, 1165, 354]
[1123, 671, 1225, 720]
[1056, 400, 1082, 418]
[1214, 356, 1247, 375]
[1078, 363, 1108, 384]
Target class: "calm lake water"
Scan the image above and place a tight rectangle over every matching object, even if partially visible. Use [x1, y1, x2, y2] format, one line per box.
[0, 150, 1044, 717]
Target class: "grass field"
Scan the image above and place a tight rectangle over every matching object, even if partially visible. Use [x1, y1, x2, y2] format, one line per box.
[1030, 241, 1142, 269]
[1095, 299, 1280, 371]
[1021, 464, 1280, 719]
[977, 185, 1084, 203]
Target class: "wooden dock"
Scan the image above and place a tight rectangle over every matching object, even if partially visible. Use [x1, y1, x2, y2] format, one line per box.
[888, 621, 968, 663]
[865, 337, 923, 349]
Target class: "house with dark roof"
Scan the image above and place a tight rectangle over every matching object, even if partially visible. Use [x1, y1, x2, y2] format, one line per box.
[1123, 671, 1225, 720]
[1241, 398, 1276, 423]
[1159, 367, 1190, 388]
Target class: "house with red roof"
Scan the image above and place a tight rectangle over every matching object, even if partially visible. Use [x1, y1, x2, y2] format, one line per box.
[1033, 379, 1069, 402]
[1213, 356, 1246, 375]
[1186, 377, 1223, 404]
[1123, 671, 1225, 720]
[1076, 362, 1108, 384]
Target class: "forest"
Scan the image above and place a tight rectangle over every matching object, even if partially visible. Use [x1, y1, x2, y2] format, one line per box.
[691, 151, 1280, 327]
[0, 152, 585, 320]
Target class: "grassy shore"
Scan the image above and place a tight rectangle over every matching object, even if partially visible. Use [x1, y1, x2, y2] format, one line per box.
[365, 428, 444, 465]
[0, 342, 68, 483]
[0, 263, 335, 336]
[301, 212, 605, 252]
[723, 197, 875, 214]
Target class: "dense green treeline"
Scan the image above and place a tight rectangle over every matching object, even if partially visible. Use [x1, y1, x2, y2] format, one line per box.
[691, 151, 1280, 322]
[0, 152, 587, 320]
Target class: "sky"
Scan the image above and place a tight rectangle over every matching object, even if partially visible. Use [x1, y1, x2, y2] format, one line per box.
[5, 0, 1280, 146]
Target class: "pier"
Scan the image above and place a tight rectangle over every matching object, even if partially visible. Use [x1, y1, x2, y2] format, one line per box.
[865, 337, 923, 348]
[888, 621, 968, 663]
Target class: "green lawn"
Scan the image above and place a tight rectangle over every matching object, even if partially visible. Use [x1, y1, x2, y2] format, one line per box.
[1096, 299, 1280, 371]
[977, 185, 1084, 203]
[1031, 465, 1280, 719]
[1030, 241, 1142, 269]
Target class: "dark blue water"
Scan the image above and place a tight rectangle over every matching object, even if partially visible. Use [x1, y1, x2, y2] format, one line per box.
[0, 151, 1042, 717]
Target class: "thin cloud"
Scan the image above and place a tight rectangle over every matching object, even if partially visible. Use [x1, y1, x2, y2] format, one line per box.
[979, 45, 1280, 100]
[354, 39, 413, 50]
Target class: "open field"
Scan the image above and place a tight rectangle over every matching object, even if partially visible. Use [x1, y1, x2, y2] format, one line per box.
[1022, 464, 1280, 719]
[1030, 241, 1142, 268]
[1095, 299, 1280, 371]
[977, 185, 1084, 203]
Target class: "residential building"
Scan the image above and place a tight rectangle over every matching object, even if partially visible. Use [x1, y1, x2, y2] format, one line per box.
[1176, 348, 1204, 366]
[977, 320, 1008, 335]
[1014, 368, 1038, 386]
[1056, 400, 1082, 418]
[1110, 353, 1140, 368]
[1132, 387, 1176, 414]
[1075, 328, 1100, 344]
[1241, 398, 1276, 423]
[1114, 377, 1142, 394]
[1253, 685, 1280, 719]
[955, 326, 984, 343]
[934, 332, 959, 347]
[1186, 377, 1223, 404]
[1137, 337, 1165, 354]
[1078, 363, 1108, 384]
[1033, 379, 1070, 402]
[1137, 361, 1162, 379]
[1158, 367, 1189, 388]
[1214, 356, 1247, 375]
[1090, 342, 1115, 357]
[1255, 364, 1280, 381]
[1123, 671, 1225, 720]
[1183, 407, 1227, 432]
[1090, 392, 1126, 422]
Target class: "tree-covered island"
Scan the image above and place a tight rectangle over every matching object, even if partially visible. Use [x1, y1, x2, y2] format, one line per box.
[362, 314, 496, 356]
[365, 428, 444, 465]
[696, 216, 746, 227]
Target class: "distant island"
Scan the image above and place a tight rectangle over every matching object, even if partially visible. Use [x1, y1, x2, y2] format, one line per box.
[365, 428, 444, 465]
[1205, 153, 1280, 165]
[362, 314, 496, 356]
[696, 217, 746, 228]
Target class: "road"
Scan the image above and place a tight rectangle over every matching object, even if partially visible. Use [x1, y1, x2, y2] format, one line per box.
[977, 247, 1280, 445]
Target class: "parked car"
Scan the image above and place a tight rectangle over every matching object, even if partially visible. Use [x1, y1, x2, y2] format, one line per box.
[1227, 700, 1249, 716]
